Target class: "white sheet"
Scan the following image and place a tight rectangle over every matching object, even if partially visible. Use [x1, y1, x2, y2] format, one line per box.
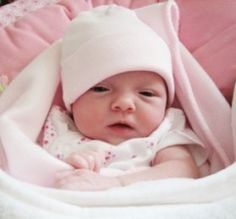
[0, 162, 236, 218]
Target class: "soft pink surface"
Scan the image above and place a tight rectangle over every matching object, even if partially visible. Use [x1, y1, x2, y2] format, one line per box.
[176, 0, 236, 103]
[0, 0, 235, 102]
[0, 0, 90, 82]
[0, 0, 59, 28]
[91, 0, 160, 8]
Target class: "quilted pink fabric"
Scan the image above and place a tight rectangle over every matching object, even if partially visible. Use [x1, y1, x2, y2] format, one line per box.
[0, 0, 59, 28]
[0, 0, 90, 82]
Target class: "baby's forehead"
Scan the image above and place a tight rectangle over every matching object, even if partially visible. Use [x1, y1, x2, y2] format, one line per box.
[98, 71, 165, 84]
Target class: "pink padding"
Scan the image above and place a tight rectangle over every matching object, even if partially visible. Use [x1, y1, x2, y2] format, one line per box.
[0, 0, 90, 81]
[0, 0, 235, 103]
[176, 0, 236, 103]
[91, 0, 160, 8]
[0, 0, 59, 28]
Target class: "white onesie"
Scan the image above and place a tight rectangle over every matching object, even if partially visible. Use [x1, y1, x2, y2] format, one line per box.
[42, 106, 208, 176]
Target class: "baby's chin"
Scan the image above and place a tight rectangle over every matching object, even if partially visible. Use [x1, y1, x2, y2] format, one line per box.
[83, 132, 144, 145]
[102, 136, 135, 146]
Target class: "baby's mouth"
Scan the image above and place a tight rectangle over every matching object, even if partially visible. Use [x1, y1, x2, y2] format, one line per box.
[108, 122, 133, 129]
[107, 121, 137, 140]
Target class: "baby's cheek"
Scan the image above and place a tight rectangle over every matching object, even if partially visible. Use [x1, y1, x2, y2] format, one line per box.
[144, 111, 165, 134]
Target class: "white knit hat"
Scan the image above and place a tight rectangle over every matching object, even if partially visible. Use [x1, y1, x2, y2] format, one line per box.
[61, 5, 174, 110]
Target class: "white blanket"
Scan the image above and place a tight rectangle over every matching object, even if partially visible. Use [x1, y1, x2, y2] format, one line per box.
[1, 162, 236, 218]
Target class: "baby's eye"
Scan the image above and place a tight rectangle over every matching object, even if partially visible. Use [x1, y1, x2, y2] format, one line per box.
[91, 86, 109, 92]
[139, 91, 155, 97]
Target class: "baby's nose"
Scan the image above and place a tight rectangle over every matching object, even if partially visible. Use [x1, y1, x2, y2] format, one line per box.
[111, 95, 136, 113]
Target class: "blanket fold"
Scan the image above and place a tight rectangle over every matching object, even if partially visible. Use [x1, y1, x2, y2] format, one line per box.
[0, 41, 72, 186]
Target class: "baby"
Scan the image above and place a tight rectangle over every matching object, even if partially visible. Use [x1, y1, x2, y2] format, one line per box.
[42, 5, 207, 191]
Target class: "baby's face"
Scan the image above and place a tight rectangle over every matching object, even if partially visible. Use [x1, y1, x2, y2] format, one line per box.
[72, 71, 167, 145]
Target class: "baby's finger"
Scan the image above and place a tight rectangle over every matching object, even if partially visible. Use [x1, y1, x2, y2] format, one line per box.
[65, 153, 89, 169]
[90, 151, 104, 172]
[83, 150, 105, 172]
[79, 152, 96, 171]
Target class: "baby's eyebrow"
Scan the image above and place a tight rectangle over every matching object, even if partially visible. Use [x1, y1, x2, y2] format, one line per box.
[92, 81, 104, 86]
[90, 81, 112, 89]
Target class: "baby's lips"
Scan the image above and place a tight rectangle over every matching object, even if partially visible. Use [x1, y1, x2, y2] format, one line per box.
[108, 121, 134, 130]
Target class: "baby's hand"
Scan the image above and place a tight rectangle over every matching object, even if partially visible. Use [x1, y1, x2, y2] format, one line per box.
[65, 150, 105, 172]
[55, 169, 121, 191]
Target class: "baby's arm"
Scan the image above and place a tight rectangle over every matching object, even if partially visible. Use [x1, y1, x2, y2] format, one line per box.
[56, 145, 199, 191]
[117, 145, 199, 186]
